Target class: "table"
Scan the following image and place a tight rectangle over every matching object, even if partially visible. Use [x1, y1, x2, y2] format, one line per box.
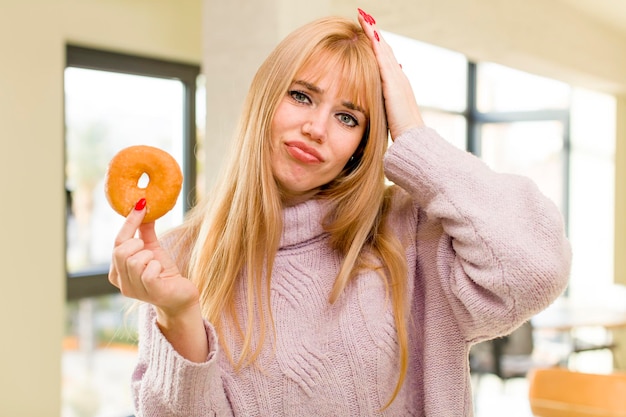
[531, 296, 626, 370]
[532, 298, 626, 332]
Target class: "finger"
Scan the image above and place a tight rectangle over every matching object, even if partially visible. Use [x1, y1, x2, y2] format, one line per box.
[109, 237, 144, 287]
[142, 259, 165, 295]
[109, 237, 144, 295]
[142, 259, 163, 281]
[108, 264, 120, 288]
[138, 221, 159, 248]
[114, 198, 147, 247]
[126, 249, 155, 278]
[357, 10, 377, 42]
[115, 248, 155, 298]
[357, 10, 399, 70]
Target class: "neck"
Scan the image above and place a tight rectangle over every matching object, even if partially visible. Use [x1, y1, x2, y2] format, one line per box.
[279, 187, 321, 207]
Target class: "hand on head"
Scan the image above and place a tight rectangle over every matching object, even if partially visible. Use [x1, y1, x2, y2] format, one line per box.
[108, 198, 200, 319]
[357, 8, 424, 139]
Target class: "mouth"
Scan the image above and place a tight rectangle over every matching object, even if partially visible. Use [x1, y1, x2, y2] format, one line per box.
[285, 141, 324, 164]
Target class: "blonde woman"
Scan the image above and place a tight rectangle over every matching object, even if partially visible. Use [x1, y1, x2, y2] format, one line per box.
[109, 9, 571, 416]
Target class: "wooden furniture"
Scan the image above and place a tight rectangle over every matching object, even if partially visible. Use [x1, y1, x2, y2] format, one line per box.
[528, 367, 626, 417]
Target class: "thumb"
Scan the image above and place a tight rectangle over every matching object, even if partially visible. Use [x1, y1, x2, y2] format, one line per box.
[138, 220, 159, 248]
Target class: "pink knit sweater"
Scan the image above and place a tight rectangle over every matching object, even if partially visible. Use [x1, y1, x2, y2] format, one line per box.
[132, 127, 571, 416]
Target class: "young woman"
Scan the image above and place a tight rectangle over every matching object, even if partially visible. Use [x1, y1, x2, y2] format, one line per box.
[109, 9, 571, 416]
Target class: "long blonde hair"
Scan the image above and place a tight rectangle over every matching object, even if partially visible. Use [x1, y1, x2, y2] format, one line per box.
[171, 16, 409, 407]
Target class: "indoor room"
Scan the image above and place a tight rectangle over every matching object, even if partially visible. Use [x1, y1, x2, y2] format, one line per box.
[1, 0, 626, 416]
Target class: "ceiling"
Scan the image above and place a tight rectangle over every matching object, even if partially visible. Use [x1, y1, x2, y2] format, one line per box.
[556, 0, 626, 35]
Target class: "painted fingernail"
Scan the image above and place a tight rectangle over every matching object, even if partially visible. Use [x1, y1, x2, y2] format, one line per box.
[135, 198, 147, 211]
[358, 8, 376, 25]
[374, 31, 380, 42]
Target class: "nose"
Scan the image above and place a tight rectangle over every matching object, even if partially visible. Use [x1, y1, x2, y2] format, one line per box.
[302, 109, 327, 143]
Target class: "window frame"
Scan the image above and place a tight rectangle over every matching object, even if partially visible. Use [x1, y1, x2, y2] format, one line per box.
[465, 62, 571, 229]
[65, 45, 200, 300]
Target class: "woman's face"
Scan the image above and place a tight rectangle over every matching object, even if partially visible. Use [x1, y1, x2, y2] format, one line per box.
[270, 62, 367, 205]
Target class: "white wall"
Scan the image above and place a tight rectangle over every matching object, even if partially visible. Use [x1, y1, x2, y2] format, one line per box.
[0, 1, 201, 415]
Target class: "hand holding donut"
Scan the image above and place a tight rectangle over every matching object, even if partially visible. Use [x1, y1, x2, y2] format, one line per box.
[106, 146, 208, 361]
[104, 145, 187, 309]
[108, 200, 200, 318]
[357, 8, 425, 140]
[109, 201, 208, 362]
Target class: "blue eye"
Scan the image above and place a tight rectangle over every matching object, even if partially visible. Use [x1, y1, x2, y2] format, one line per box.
[337, 113, 358, 127]
[289, 90, 310, 104]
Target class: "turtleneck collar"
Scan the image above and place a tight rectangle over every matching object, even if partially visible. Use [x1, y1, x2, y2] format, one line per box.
[280, 198, 332, 249]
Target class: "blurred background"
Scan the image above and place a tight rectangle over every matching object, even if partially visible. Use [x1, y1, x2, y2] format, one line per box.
[1, 0, 626, 416]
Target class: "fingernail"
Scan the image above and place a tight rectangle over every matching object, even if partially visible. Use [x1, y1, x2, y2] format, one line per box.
[135, 198, 147, 211]
[358, 8, 376, 25]
[374, 31, 380, 42]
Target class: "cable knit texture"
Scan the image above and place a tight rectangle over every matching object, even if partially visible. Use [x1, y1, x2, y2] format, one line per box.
[131, 127, 571, 416]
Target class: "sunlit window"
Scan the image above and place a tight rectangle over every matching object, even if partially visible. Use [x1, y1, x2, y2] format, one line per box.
[477, 62, 571, 112]
[568, 88, 616, 300]
[480, 121, 566, 212]
[474, 63, 571, 212]
[63, 46, 201, 417]
[65, 67, 186, 274]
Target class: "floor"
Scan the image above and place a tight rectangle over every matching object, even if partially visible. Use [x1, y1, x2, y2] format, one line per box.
[473, 374, 533, 417]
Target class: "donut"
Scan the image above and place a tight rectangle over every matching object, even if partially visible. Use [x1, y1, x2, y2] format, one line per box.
[104, 145, 183, 223]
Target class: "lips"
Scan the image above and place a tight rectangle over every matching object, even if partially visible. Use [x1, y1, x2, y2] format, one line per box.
[285, 141, 324, 164]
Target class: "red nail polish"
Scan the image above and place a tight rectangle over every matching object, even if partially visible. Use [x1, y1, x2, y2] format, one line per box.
[374, 31, 380, 42]
[135, 198, 147, 211]
[358, 8, 376, 25]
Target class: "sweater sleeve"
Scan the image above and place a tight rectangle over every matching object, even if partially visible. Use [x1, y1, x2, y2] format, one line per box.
[384, 126, 571, 341]
[131, 303, 233, 416]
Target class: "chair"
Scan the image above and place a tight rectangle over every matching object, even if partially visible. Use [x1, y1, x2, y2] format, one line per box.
[470, 321, 538, 382]
[528, 367, 626, 417]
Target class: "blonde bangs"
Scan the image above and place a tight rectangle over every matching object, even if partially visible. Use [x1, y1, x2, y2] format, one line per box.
[297, 41, 377, 122]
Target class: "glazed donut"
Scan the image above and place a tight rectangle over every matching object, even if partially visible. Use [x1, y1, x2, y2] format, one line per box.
[104, 145, 183, 223]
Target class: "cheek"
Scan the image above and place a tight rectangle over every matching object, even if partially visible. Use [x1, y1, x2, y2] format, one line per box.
[338, 130, 365, 160]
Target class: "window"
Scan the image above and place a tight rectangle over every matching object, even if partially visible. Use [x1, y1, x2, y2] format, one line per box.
[472, 62, 571, 214]
[65, 45, 201, 299]
[63, 46, 202, 417]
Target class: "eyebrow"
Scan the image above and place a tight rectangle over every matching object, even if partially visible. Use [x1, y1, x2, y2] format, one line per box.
[293, 79, 367, 116]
